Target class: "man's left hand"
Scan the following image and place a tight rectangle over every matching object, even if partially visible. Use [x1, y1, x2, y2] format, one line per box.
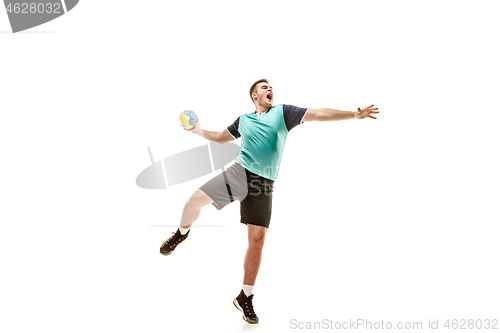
[355, 105, 379, 119]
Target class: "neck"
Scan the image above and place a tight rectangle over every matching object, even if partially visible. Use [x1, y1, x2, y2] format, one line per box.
[255, 104, 271, 113]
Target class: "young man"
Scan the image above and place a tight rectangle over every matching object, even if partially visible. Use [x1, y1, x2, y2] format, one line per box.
[160, 79, 379, 324]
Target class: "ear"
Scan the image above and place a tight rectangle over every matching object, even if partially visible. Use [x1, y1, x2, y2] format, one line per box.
[252, 92, 257, 101]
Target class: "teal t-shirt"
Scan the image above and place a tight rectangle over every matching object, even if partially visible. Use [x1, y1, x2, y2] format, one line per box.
[226, 104, 308, 181]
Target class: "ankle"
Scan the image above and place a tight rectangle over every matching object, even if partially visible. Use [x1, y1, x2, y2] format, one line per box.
[179, 226, 190, 235]
[242, 284, 254, 297]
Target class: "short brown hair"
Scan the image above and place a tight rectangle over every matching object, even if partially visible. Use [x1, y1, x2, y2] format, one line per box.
[249, 78, 269, 102]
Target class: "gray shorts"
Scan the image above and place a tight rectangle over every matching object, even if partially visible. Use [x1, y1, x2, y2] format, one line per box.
[199, 163, 274, 228]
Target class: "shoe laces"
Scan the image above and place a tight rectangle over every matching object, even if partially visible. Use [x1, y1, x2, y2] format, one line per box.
[243, 295, 256, 317]
[162, 231, 182, 248]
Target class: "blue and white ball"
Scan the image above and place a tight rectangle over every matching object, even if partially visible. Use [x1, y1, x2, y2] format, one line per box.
[179, 110, 197, 129]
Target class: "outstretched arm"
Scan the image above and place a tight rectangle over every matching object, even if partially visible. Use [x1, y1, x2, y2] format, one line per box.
[303, 105, 379, 122]
[185, 117, 235, 143]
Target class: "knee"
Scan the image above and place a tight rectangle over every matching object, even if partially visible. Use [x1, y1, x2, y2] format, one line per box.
[187, 189, 211, 207]
[249, 233, 266, 249]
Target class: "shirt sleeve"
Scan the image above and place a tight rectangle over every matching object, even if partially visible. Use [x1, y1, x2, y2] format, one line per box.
[283, 104, 308, 131]
[226, 116, 241, 139]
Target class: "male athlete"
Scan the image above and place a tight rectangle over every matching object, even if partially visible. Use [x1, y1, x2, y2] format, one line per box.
[160, 79, 379, 324]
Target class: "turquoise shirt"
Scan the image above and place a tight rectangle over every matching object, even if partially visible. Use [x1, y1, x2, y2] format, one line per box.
[227, 104, 308, 181]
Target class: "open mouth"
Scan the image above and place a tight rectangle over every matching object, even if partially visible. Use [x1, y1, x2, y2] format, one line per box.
[266, 93, 272, 101]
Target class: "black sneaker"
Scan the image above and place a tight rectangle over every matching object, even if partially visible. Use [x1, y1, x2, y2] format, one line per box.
[233, 290, 259, 324]
[159, 229, 190, 256]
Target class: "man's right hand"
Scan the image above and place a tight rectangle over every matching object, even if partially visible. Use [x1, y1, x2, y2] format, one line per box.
[185, 116, 204, 137]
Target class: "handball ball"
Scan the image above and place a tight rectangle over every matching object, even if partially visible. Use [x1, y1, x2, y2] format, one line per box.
[179, 110, 197, 129]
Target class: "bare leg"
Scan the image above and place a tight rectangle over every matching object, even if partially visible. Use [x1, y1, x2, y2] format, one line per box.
[243, 224, 268, 286]
[180, 189, 213, 228]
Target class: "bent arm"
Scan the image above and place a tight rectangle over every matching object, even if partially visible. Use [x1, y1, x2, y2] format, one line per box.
[186, 116, 235, 143]
[199, 129, 235, 143]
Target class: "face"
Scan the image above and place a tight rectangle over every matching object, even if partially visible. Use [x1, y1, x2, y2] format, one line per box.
[252, 82, 273, 107]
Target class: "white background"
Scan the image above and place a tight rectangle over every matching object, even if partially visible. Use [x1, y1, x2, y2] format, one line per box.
[1, 1, 499, 332]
